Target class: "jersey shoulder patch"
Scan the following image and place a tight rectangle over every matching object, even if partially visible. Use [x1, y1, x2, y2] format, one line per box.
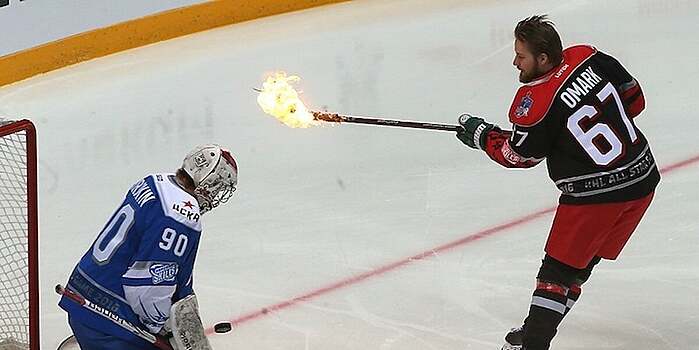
[149, 173, 202, 232]
[509, 45, 597, 127]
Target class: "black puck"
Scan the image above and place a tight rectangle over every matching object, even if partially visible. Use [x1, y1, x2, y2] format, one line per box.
[214, 322, 232, 334]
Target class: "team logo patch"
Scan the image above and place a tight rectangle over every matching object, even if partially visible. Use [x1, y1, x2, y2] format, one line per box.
[149, 263, 178, 284]
[172, 202, 201, 222]
[515, 92, 534, 118]
[194, 152, 208, 167]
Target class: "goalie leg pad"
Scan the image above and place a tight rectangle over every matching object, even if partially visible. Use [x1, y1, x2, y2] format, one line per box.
[169, 295, 213, 350]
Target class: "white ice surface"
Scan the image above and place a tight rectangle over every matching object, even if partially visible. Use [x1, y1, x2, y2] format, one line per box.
[0, 0, 698, 349]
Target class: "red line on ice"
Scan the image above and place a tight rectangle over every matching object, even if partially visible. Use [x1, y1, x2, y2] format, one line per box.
[206, 153, 699, 335]
[658, 154, 699, 174]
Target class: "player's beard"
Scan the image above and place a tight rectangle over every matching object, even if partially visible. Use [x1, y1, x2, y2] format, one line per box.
[519, 64, 547, 83]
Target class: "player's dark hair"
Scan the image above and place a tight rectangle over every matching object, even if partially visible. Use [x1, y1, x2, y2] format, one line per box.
[515, 15, 563, 66]
[176, 168, 196, 190]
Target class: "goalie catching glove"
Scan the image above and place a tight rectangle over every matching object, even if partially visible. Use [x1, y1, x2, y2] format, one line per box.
[455, 113, 497, 150]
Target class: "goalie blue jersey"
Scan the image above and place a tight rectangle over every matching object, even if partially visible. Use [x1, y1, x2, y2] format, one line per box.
[59, 173, 203, 342]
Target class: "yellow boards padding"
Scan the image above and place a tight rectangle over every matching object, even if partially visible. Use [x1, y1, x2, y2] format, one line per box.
[0, 0, 348, 87]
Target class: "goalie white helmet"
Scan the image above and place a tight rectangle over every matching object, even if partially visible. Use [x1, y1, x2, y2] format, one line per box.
[182, 144, 238, 214]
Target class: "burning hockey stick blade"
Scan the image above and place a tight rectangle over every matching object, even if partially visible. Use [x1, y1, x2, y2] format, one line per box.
[311, 111, 344, 123]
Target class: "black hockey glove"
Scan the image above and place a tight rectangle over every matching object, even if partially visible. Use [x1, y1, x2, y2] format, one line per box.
[456, 113, 495, 150]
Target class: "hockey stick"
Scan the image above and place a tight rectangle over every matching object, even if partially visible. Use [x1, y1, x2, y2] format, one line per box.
[252, 86, 459, 132]
[311, 111, 461, 132]
[55, 284, 173, 350]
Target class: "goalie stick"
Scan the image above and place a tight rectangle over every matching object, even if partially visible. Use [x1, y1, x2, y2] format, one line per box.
[55, 284, 173, 350]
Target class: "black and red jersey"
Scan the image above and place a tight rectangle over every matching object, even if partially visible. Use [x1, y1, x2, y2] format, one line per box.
[484, 45, 659, 204]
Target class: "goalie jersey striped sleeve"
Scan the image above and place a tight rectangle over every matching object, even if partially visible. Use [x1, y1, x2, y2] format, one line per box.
[59, 173, 202, 342]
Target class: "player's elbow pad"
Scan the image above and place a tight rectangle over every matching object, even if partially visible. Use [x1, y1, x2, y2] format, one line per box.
[619, 80, 645, 118]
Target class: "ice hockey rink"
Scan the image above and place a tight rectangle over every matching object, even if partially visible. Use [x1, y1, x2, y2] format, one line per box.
[1, 0, 698, 349]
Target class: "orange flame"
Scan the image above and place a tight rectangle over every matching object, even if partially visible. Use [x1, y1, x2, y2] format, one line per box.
[256, 72, 317, 128]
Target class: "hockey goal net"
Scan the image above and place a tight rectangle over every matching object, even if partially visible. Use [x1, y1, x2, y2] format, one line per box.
[0, 119, 38, 350]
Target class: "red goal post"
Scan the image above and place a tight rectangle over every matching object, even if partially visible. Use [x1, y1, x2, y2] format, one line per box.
[0, 119, 39, 350]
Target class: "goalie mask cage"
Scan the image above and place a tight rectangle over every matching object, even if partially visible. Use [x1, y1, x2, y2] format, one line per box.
[0, 119, 39, 350]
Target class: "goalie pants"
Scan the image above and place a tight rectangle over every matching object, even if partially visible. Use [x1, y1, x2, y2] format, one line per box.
[69, 316, 161, 350]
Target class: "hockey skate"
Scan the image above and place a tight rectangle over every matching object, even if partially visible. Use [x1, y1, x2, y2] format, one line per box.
[501, 326, 523, 350]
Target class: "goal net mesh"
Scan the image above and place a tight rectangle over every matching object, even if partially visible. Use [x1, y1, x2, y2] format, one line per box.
[0, 119, 31, 349]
